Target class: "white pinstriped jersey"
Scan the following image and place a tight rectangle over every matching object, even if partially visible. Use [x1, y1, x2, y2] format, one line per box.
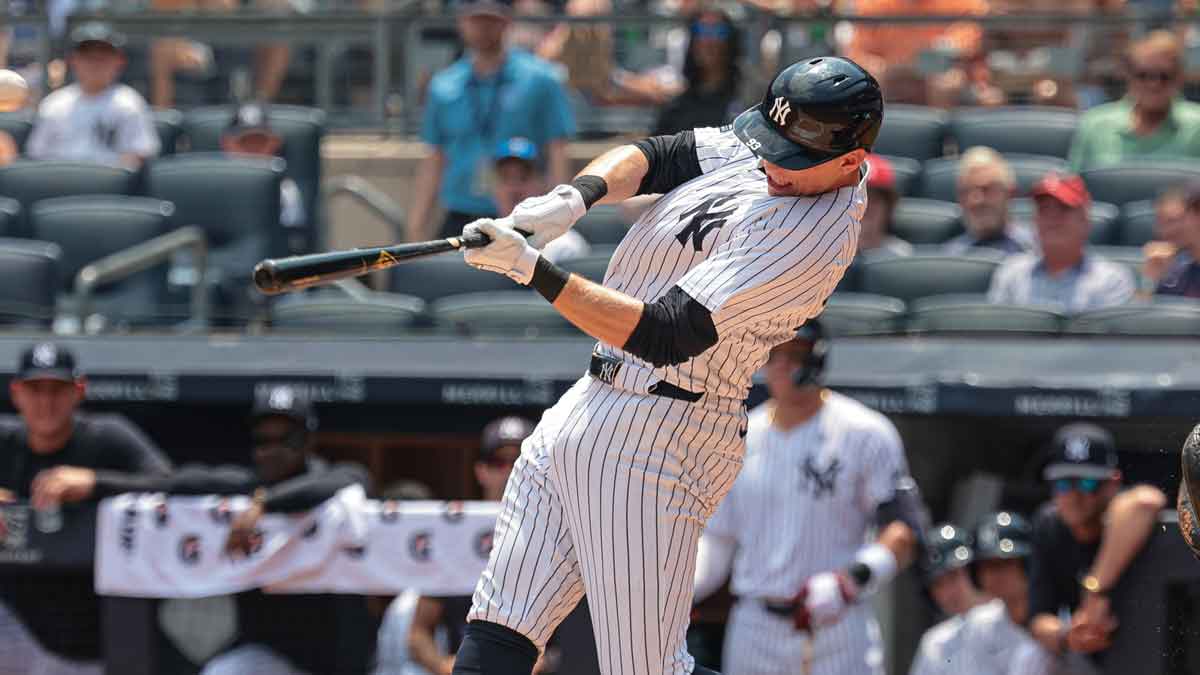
[909, 599, 1053, 675]
[705, 392, 909, 599]
[594, 126, 865, 401]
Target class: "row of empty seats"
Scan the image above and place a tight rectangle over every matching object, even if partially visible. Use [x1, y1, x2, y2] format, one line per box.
[875, 105, 1081, 161]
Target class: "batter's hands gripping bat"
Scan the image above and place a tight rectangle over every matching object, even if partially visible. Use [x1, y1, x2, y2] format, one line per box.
[253, 217, 517, 295]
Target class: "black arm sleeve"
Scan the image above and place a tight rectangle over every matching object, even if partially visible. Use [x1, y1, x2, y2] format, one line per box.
[1027, 510, 1060, 620]
[632, 130, 703, 196]
[93, 464, 258, 499]
[261, 462, 370, 513]
[622, 285, 718, 368]
[102, 415, 173, 476]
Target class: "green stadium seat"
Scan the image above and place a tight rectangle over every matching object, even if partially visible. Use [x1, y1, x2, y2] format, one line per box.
[1006, 198, 1120, 244]
[0, 111, 33, 153]
[889, 198, 963, 244]
[1116, 200, 1157, 247]
[1089, 245, 1143, 280]
[948, 107, 1079, 159]
[560, 254, 611, 283]
[30, 196, 174, 325]
[0, 160, 139, 237]
[431, 291, 581, 338]
[860, 252, 1001, 303]
[154, 109, 184, 156]
[1065, 300, 1200, 336]
[0, 238, 59, 327]
[573, 205, 629, 246]
[269, 291, 426, 334]
[872, 105, 948, 161]
[906, 294, 1064, 335]
[818, 293, 906, 336]
[389, 252, 520, 302]
[1081, 162, 1200, 206]
[878, 155, 922, 196]
[919, 154, 1068, 202]
[834, 257, 864, 293]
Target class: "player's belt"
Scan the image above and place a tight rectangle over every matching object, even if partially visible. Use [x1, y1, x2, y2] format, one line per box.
[588, 353, 703, 403]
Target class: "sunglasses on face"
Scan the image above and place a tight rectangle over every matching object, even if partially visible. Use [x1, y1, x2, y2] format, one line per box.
[1132, 69, 1177, 84]
[1053, 477, 1101, 495]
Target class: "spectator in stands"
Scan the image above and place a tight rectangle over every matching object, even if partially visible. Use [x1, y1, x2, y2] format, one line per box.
[0, 342, 171, 675]
[26, 23, 160, 168]
[1027, 423, 1167, 669]
[1140, 182, 1200, 299]
[1069, 30, 1200, 172]
[908, 523, 989, 674]
[988, 172, 1135, 311]
[78, 385, 372, 675]
[492, 136, 590, 263]
[147, 0, 223, 111]
[651, 9, 743, 135]
[944, 147, 1035, 256]
[409, 0, 575, 241]
[221, 102, 307, 253]
[858, 153, 912, 256]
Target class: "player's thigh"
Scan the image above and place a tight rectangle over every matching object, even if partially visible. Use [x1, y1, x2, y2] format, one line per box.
[722, 602, 806, 675]
[29, 655, 102, 675]
[0, 602, 45, 675]
[201, 644, 309, 675]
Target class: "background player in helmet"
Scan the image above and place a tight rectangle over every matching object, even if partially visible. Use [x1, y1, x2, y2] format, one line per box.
[908, 524, 989, 675]
[452, 56, 883, 675]
[691, 319, 925, 675]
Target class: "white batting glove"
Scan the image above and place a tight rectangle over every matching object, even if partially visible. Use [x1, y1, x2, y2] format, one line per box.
[462, 219, 540, 285]
[795, 570, 858, 630]
[509, 185, 587, 249]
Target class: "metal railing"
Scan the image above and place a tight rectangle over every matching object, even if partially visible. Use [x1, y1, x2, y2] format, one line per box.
[322, 174, 407, 240]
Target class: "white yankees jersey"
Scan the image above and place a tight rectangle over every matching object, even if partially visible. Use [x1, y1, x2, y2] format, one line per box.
[909, 599, 1053, 675]
[466, 127, 866, 675]
[27, 83, 160, 165]
[595, 125, 864, 401]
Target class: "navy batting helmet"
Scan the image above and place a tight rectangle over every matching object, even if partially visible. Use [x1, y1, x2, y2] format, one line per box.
[733, 56, 883, 171]
[921, 523, 974, 584]
[790, 319, 829, 386]
[974, 511, 1033, 562]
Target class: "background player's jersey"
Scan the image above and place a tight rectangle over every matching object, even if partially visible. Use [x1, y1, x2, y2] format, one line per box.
[593, 127, 865, 401]
[909, 599, 1052, 675]
[703, 392, 908, 598]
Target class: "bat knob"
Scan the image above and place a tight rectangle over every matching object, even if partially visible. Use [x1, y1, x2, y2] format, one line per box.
[253, 259, 283, 295]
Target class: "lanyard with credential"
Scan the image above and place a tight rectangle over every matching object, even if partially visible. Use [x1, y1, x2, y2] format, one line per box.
[467, 67, 508, 143]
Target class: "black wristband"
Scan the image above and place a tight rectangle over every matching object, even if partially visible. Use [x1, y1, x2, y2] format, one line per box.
[529, 255, 570, 303]
[847, 562, 872, 587]
[570, 175, 608, 209]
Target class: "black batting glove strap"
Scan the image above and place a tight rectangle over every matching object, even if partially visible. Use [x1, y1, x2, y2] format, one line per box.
[529, 255, 570, 303]
[570, 175, 609, 209]
[847, 562, 872, 587]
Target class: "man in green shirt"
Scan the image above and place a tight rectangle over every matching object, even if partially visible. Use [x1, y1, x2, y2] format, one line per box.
[1069, 30, 1200, 172]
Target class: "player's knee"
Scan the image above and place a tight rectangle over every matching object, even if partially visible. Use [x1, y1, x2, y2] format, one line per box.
[451, 620, 538, 675]
[692, 665, 722, 675]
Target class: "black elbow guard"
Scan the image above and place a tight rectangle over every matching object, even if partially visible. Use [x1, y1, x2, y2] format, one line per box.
[876, 476, 932, 557]
[622, 286, 718, 367]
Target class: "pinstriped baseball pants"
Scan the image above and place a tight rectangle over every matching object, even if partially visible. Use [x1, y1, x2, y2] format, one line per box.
[0, 603, 102, 675]
[467, 376, 746, 675]
[722, 601, 884, 675]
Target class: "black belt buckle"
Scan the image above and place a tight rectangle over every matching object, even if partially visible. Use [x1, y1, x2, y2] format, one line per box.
[589, 354, 622, 385]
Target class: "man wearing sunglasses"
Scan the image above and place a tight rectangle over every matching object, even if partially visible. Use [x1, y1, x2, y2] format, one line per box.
[1069, 30, 1200, 172]
[1027, 423, 1167, 671]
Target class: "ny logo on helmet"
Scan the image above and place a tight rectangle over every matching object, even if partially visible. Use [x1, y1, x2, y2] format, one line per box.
[769, 96, 791, 126]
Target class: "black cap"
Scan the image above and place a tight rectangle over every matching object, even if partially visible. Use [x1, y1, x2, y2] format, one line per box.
[974, 511, 1032, 561]
[455, 0, 513, 18]
[69, 22, 126, 52]
[251, 385, 317, 432]
[16, 343, 79, 382]
[480, 416, 534, 458]
[227, 102, 273, 136]
[1043, 422, 1118, 481]
[921, 523, 974, 584]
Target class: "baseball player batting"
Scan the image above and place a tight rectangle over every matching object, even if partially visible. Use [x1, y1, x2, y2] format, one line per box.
[450, 56, 883, 675]
[692, 319, 926, 675]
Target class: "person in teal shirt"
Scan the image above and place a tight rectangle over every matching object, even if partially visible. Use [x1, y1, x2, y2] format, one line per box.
[409, 0, 576, 241]
[1069, 30, 1200, 173]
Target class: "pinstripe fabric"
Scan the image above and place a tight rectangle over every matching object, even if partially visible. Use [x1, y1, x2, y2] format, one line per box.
[908, 600, 1054, 675]
[723, 602, 884, 675]
[0, 603, 102, 675]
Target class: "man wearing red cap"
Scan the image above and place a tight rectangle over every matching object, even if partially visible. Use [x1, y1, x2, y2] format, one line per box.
[987, 172, 1134, 312]
[858, 154, 913, 257]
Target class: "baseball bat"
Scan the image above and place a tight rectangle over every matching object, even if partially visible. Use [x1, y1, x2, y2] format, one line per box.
[253, 218, 515, 295]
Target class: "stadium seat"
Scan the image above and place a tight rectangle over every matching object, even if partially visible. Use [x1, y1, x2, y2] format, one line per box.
[948, 107, 1079, 159]
[182, 105, 326, 250]
[0, 111, 33, 153]
[1065, 300, 1200, 336]
[906, 294, 1064, 335]
[860, 252, 1001, 303]
[0, 160, 139, 237]
[889, 199, 963, 244]
[1089, 245, 1144, 281]
[818, 293, 906, 336]
[1006, 198, 1120, 244]
[30, 196, 174, 325]
[1115, 200, 1157, 247]
[835, 257, 864, 293]
[154, 109, 184, 156]
[918, 155, 1068, 202]
[390, 252, 520, 302]
[560, 254, 612, 283]
[0, 197, 20, 237]
[878, 155, 922, 196]
[0, 238, 60, 327]
[1081, 162, 1200, 206]
[872, 105, 948, 161]
[269, 291, 426, 334]
[431, 291, 581, 338]
[573, 205, 629, 245]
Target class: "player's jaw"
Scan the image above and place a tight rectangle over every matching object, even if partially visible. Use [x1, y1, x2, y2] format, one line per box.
[760, 150, 865, 197]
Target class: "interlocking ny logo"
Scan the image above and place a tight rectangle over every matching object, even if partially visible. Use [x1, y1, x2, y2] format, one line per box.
[801, 455, 842, 499]
[675, 194, 737, 252]
[769, 96, 791, 126]
[596, 359, 620, 383]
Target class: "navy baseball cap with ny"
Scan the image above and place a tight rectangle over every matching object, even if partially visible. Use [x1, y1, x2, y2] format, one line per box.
[17, 342, 79, 382]
[480, 416, 534, 459]
[1043, 422, 1119, 481]
[251, 385, 317, 432]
